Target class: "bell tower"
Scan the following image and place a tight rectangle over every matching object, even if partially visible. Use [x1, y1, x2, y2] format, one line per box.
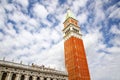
[63, 8, 90, 80]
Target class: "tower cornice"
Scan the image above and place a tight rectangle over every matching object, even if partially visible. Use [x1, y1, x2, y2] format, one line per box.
[63, 17, 78, 24]
[62, 23, 79, 32]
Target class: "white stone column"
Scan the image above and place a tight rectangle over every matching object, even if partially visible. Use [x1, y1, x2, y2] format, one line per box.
[40, 77, 44, 80]
[53, 79, 57, 80]
[0, 72, 3, 80]
[25, 75, 29, 80]
[47, 77, 50, 80]
[15, 73, 21, 80]
[33, 76, 37, 80]
[6, 72, 12, 80]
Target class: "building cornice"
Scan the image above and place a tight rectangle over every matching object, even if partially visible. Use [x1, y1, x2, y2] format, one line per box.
[0, 60, 68, 76]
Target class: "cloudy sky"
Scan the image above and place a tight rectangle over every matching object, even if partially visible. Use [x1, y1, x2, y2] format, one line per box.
[0, 0, 120, 80]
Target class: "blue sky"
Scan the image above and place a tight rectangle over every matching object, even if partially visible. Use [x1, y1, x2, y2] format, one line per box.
[0, 0, 120, 80]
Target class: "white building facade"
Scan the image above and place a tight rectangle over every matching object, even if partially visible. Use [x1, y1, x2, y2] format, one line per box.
[0, 60, 68, 80]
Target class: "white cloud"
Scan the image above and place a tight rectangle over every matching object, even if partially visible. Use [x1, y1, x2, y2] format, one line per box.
[77, 13, 88, 24]
[109, 8, 120, 19]
[5, 23, 17, 36]
[33, 40, 65, 71]
[13, 0, 29, 8]
[72, 0, 87, 12]
[43, 0, 58, 13]
[83, 26, 103, 61]
[83, 29, 120, 80]
[109, 36, 120, 47]
[110, 25, 120, 34]
[0, 6, 7, 29]
[8, 11, 29, 23]
[4, 4, 15, 12]
[50, 29, 61, 43]
[0, 0, 120, 80]
[27, 18, 39, 27]
[0, 32, 4, 40]
[109, 25, 120, 46]
[107, 2, 120, 19]
[94, 0, 105, 22]
[33, 3, 48, 19]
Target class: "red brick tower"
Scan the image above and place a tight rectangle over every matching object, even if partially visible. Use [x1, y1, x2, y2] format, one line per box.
[63, 8, 90, 80]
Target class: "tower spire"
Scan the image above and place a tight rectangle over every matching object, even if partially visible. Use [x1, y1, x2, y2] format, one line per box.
[66, 8, 76, 20]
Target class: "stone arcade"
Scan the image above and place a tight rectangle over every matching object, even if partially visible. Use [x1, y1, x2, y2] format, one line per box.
[0, 60, 68, 80]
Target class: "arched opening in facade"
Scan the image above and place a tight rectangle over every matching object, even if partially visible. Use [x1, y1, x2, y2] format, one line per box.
[11, 73, 16, 80]
[1, 72, 7, 80]
[37, 77, 40, 80]
[44, 77, 47, 80]
[51, 78, 53, 80]
[29, 76, 33, 80]
[21, 75, 25, 80]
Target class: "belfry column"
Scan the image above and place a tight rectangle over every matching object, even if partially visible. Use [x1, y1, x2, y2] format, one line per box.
[33, 76, 37, 80]
[6, 72, 12, 80]
[25, 75, 29, 80]
[15, 74, 21, 80]
[0, 71, 3, 80]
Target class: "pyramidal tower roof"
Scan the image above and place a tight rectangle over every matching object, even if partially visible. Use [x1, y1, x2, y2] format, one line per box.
[66, 8, 76, 20]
